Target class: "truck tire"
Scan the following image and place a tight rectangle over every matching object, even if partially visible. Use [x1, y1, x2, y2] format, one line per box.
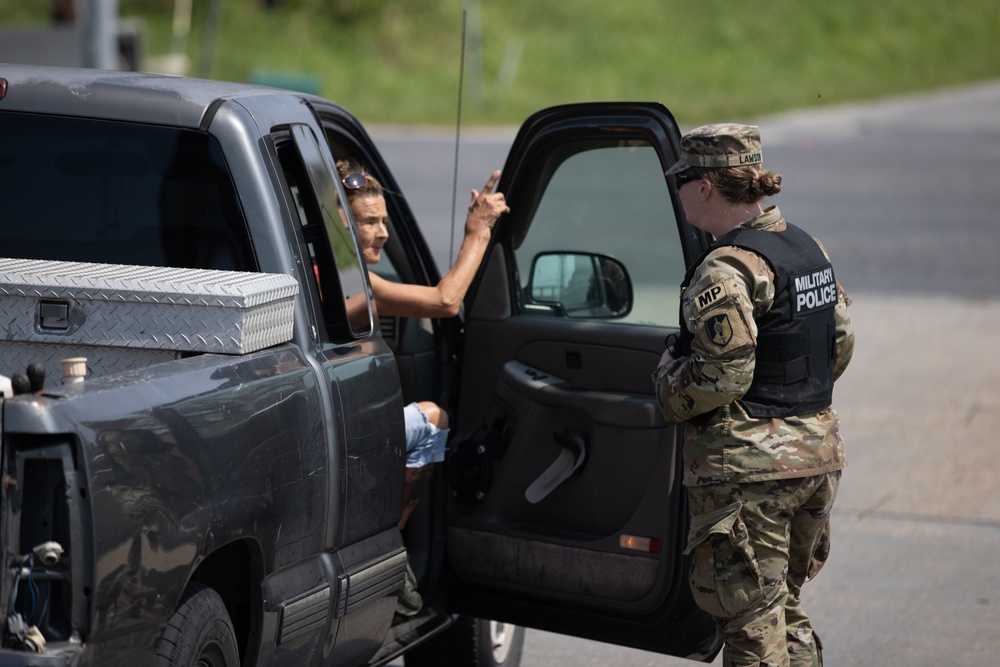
[154, 582, 240, 667]
[405, 617, 524, 667]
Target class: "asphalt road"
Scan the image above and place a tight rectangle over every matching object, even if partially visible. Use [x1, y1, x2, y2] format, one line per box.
[374, 81, 1000, 666]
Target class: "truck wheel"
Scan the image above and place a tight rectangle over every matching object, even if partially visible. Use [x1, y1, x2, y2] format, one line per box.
[405, 617, 524, 667]
[154, 582, 240, 667]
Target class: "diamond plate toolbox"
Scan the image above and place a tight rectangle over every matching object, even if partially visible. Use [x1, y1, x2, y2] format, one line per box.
[0, 258, 299, 362]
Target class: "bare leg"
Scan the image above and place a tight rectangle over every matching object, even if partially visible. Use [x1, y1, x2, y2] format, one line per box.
[416, 400, 449, 430]
[399, 464, 434, 530]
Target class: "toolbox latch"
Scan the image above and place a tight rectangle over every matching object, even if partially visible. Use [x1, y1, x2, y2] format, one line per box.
[37, 299, 72, 331]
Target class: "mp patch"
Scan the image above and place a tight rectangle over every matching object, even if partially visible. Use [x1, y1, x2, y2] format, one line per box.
[706, 314, 733, 346]
[694, 281, 728, 313]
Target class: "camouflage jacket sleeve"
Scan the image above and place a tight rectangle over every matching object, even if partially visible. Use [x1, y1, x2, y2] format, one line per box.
[814, 237, 854, 380]
[654, 247, 768, 424]
[832, 281, 854, 380]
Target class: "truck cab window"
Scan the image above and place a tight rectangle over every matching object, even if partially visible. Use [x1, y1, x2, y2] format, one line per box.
[274, 129, 373, 341]
[0, 111, 255, 271]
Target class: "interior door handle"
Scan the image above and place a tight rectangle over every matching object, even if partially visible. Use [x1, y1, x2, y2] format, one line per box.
[524, 432, 587, 504]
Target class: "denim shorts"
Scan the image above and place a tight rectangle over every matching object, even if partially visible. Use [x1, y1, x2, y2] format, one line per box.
[403, 402, 449, 468]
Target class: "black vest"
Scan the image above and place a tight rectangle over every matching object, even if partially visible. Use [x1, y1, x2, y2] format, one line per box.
[677, 222, 837, 417]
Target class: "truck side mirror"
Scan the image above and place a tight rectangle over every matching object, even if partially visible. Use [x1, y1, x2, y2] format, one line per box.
[527, 252, 632, 319]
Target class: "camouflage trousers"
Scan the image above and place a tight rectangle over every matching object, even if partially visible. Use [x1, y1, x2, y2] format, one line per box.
[685, 471, 841, 667]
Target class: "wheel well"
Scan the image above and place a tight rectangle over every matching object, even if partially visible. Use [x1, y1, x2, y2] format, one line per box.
[189, 539, 264, 665]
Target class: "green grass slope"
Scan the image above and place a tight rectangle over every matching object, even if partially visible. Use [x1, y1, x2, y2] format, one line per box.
[4, 0, 999, 126]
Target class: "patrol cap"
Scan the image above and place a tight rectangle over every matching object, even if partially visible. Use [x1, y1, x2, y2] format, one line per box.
[665, 123, 763, 176]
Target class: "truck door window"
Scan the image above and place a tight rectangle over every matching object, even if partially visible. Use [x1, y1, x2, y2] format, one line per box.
[275, 127, 374, 341]
[512, 139, 685, 327]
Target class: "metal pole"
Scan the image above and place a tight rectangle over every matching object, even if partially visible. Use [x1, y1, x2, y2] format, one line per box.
[463, 0, 484, 109]
[197, 0, 224, 78]
[81, 0, 119, 70]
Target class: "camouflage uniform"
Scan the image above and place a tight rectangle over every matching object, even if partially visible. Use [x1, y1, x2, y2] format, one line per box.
[655, 125, 855, 667]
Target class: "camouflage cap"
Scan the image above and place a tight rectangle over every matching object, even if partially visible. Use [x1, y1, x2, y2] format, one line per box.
[664, 123, 763, 176]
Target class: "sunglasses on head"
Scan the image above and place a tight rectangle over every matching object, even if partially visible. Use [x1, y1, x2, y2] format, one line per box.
[342, 172, 372, 190]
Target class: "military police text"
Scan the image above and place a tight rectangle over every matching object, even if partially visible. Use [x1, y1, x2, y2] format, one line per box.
[794, 267, 837, 314]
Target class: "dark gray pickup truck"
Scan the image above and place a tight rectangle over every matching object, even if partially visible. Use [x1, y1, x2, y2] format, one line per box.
[0, 64, 720, 666]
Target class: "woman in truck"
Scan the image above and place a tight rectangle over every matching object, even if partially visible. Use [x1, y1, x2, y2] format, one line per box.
[336, 159, 509, 615]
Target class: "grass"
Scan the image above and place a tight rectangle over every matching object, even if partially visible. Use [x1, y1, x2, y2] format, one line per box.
[3, 0, 999, 126]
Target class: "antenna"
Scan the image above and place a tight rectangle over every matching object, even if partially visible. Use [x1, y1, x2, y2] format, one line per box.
[449, 10, 468, 266]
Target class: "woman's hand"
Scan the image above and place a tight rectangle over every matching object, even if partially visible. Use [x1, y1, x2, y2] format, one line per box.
[371, 169, 509, 320]
[466, 170, 509, 235]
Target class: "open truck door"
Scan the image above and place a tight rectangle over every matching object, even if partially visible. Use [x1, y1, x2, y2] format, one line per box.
[447, 103, 720, 661]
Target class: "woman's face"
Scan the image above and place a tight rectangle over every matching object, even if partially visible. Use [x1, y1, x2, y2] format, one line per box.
[350, 194, 389, 265]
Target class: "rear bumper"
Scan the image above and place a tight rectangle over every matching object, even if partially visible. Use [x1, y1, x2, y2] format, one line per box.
[0, 644, 82, 666]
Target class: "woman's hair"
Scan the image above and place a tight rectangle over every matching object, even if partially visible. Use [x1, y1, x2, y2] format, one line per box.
[335, 159, 384, 201]
[690, 164, 782, 204]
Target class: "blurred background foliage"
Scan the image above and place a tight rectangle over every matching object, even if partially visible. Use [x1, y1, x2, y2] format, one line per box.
[2, 0, 999, 126]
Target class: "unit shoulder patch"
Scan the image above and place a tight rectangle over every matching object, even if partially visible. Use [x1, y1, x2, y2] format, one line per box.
[705, 313, 733, 346]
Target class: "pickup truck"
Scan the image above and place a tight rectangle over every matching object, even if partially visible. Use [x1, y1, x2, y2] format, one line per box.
[0, 64, 720, 666]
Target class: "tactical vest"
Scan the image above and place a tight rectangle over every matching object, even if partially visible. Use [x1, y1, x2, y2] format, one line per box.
[677, 222, 837, 417]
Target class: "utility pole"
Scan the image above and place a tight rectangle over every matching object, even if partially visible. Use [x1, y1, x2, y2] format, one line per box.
[80, 0, 119, 70]
[463, 0, 484, 109]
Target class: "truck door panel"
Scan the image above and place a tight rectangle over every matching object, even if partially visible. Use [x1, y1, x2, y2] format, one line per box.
[451, 320, 679, 613]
